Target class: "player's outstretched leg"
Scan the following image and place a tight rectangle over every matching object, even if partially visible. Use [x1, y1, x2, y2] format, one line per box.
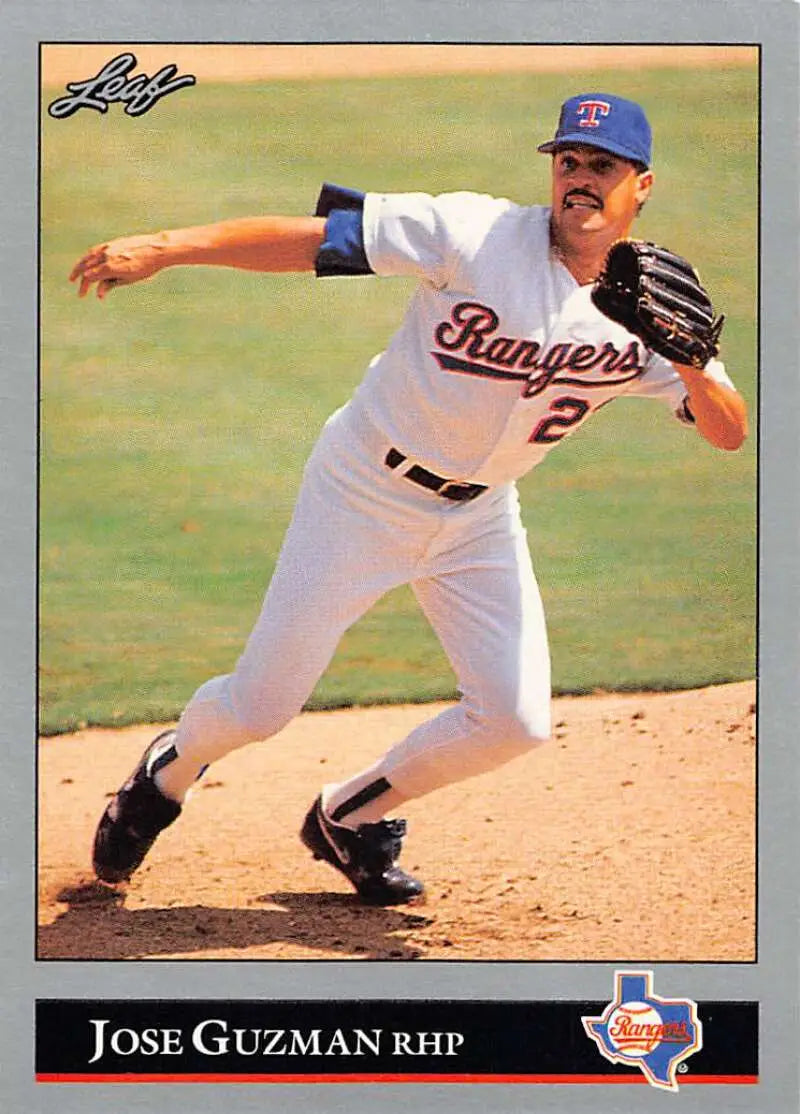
[299, 794, 424, 905]
[92, 731, 190, 883]
[300, 485, 551, 904]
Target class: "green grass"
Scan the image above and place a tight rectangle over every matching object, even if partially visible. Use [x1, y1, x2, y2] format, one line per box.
[40, 65, 757, 733]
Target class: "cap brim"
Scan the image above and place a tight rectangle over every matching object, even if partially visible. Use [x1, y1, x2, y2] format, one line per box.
[537, 133, 647, 165]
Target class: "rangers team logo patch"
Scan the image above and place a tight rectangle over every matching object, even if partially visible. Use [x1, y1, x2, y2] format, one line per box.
[577, 99, 611, 128]
[582, 970, 702, 1092]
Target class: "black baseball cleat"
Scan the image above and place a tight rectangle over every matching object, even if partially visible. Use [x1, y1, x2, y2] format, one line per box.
[300, 795, 425, 905]
[92, 730, 183, 883]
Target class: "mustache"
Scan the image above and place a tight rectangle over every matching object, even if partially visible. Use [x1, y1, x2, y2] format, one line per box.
[563, 188, 603, 209]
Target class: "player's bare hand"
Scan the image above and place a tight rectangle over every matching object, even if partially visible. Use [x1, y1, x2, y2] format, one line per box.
[69, 232, 169, 299]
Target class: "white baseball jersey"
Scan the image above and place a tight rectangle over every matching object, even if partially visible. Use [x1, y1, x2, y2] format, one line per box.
[320, 188, 734, 488]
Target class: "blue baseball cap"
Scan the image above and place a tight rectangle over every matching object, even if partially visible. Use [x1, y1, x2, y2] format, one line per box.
[537, 93, 652, 167]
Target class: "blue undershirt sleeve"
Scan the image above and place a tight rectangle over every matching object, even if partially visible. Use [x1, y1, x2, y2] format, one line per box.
[313, 182, 374, 277]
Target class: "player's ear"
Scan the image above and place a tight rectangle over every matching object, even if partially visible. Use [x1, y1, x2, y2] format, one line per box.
[636, 169, 654, 206]
[633, 169, 653, 218]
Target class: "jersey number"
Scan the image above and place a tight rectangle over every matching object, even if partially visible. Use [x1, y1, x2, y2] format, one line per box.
[529, 397, 590, 444]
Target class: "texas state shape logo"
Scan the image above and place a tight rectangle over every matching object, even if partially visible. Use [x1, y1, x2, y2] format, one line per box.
[582, 970, 703, 1092]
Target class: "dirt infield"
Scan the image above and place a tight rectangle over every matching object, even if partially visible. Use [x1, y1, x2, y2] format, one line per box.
[38, 681, 755, 962]
[41, 44, 757, 87]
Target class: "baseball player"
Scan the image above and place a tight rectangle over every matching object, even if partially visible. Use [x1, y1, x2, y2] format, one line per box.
[71, 93, 747, 905]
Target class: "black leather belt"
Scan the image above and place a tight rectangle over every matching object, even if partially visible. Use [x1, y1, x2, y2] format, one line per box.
[384, 448, 488, 503]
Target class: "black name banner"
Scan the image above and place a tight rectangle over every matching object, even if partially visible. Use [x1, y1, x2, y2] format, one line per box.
[36, 998, 758, 1085]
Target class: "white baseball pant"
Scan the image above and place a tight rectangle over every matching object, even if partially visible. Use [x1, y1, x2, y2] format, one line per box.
[169, 401, 552, 802]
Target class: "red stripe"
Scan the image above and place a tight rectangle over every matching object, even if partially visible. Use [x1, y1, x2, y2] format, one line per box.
[36, 1073, 760, 1085]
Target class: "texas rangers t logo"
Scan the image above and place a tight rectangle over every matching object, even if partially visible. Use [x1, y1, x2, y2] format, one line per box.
[577, 99, 611, 128]
[582, 970, 703, 1091]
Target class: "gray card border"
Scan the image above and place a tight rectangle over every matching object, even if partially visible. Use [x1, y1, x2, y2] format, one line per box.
[2, 2, 798, 1112]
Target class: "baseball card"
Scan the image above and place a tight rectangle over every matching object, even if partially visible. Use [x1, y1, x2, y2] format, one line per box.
[1, 2, 798, 1111]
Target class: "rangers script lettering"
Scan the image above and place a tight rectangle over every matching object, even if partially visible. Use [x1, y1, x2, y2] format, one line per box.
[608, 1016, 692, 1045]
[431, 300, 645, 394]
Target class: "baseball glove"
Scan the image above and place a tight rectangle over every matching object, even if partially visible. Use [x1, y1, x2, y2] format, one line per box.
[591, 240, 724, 368]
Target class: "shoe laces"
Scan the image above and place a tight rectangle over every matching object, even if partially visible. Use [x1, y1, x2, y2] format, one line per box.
[117, 772, 178, 835]
[356, 819, 407, 870]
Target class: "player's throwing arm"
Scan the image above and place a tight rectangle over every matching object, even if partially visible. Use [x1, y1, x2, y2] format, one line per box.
[69, 215, 328, 298]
